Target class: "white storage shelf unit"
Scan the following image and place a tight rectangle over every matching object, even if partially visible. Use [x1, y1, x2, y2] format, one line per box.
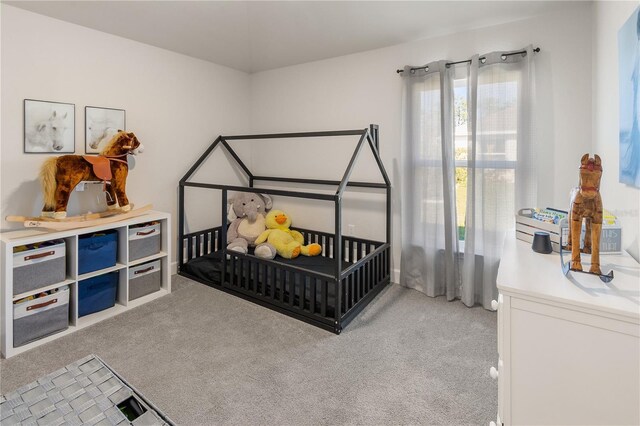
[1, 211, 171, 359]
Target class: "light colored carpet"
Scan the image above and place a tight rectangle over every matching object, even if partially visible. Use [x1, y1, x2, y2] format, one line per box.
[1, 276, 497, 425]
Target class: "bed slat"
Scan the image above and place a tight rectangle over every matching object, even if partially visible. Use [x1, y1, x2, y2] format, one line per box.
[276, 268, 283, 303]
[245, 259, 252, 291]
[297, 273, 304, 309]
[252, 261, 259, 293]
[350, 273, 355, 309]
[344, 276, 349, 312]
[285, 271, 291, 306]
[231, 256, 237, 287]
[308, 277, 315, 313]
[320, 279, 327, 317]
[367, 257, 372, 292]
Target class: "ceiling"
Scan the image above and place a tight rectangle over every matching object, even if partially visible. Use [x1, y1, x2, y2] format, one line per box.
[5, 1, 577, 73]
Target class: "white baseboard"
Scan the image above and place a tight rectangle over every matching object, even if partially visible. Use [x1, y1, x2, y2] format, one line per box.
[171, 261, 177, 276]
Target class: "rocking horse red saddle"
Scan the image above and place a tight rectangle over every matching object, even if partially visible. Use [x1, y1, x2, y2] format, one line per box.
[82, 155, 113, 181]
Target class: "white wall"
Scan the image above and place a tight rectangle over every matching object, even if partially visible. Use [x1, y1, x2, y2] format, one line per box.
[592, 1, 640, 260]
[249, 4, 594, 279]
[0, 5, 251, 266]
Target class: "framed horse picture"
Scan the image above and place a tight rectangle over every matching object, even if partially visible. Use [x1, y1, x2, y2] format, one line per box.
[85, 106, 126, 154]
[24, 99, 75, 153]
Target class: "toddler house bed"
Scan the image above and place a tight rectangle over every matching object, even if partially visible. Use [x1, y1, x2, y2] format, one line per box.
[178, 125, 390, 334]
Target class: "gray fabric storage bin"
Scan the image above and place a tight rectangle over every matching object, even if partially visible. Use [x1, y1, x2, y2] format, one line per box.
[13, 286, 69, 347]
[129, 260, 161, 301]
[129, 223, 161, 261]
[13, 240, 66, 295]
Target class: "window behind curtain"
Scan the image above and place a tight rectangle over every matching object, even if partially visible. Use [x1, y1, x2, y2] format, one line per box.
[454, 64, 520, 244]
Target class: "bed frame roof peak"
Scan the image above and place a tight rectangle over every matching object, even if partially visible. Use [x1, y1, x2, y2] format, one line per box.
[179, 124, 390, 197]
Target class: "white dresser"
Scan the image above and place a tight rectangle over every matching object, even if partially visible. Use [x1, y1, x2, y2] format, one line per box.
[493, 234, 640, 426]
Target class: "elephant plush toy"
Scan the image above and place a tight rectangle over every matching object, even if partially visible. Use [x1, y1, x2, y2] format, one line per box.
[227, 192, 276, 259]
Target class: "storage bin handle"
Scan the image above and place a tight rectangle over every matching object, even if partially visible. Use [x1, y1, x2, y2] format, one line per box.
[26, 298, 57, 311]
[136, 229, 156, 236]
[134, 266, 154, 275]
[24, 250, 55, 261]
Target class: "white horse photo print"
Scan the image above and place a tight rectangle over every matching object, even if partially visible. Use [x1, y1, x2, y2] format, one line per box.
[24, 99, 75, 153]
[85, 106, 125, 154]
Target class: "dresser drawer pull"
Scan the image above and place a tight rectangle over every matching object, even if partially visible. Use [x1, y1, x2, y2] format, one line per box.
[489, 366, 499, 379]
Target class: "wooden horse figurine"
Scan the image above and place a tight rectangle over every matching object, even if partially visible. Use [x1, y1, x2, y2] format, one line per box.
[39, 131, 144, 218]
[566, 153, 604, 275]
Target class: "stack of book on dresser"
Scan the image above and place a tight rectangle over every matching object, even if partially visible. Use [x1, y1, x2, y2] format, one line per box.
[515, 208, 621, 253]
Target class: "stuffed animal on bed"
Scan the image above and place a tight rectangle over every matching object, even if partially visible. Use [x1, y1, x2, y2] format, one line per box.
[255, 210, 322, 259]
[227, 192, 276, 259]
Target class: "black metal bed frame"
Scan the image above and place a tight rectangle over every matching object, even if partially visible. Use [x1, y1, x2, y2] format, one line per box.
[178, 124, 391, 334]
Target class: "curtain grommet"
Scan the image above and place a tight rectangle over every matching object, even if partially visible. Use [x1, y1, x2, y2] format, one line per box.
[501, 54, 507, 61]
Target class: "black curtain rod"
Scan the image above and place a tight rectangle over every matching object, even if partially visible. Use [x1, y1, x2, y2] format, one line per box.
[396, 47, 540, 74]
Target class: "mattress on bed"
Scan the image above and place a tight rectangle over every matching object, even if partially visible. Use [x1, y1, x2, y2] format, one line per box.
[182, 249, 350, 314]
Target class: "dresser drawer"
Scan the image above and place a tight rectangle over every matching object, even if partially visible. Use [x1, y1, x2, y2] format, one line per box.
[495, 294, 509, 357]
[497, 358, 504, 422]
[490, 357, 505, 423]
[496, 295, 502, 356]
[510, 299, 639, 425]
[511, 297, 639, 337]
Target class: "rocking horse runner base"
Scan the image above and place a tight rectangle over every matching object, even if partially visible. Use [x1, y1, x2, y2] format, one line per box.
[6, 204, 153, 231]
[560, 232, 614, 283]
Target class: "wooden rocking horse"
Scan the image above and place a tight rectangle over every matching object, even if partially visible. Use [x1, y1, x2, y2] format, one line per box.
[39, 131, 144, 219]
[563, 153, 613, 281]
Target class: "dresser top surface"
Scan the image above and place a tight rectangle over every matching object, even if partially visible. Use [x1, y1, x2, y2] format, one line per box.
[498, 233, 640, 321]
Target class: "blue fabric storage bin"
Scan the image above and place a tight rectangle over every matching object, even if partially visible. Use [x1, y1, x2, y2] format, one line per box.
[79, 272, 118, 317]
[78, 230, 118, 275]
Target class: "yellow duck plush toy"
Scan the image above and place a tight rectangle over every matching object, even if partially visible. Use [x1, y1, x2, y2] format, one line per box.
[255, 210, 322, 259]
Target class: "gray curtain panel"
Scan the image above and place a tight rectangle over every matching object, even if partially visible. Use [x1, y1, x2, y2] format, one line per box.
[400, 60, 460, 300]
[401, 46, 537, 309]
